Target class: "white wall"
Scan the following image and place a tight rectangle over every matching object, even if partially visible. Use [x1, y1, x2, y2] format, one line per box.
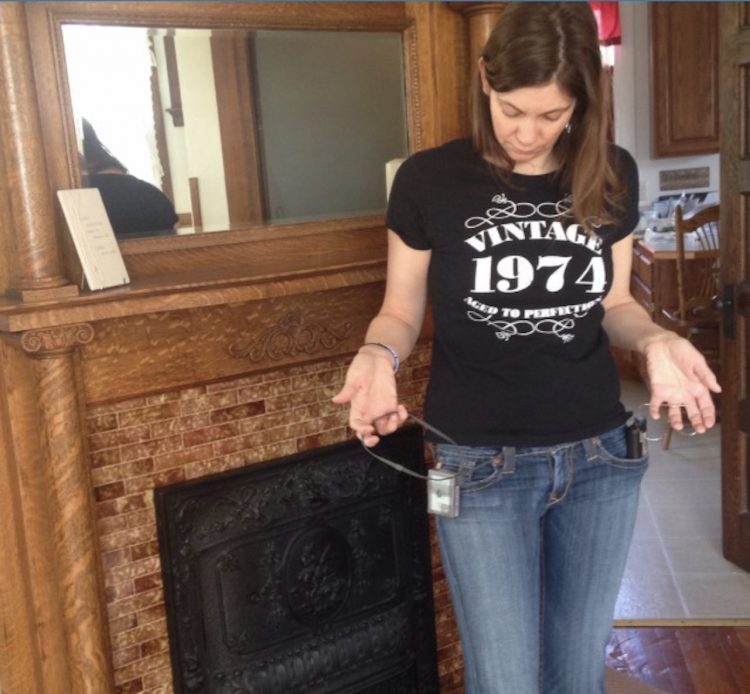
[613, 3, 719, 205]
[63, 25, 160, 187]
[175, 30, 229, 231]
[153, 34, 190, 216]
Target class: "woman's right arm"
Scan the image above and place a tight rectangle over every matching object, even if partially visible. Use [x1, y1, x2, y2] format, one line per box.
[332, 230, 431, 446]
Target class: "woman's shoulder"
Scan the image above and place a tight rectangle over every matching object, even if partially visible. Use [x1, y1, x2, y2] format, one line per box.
[91, 172, 158, 193]
[403, 138, 476, 172]
[603, 144, 639, 239]
[608, 143, 637, 178]
[387, 139, 477, 228]
[394, 139, 479, 197]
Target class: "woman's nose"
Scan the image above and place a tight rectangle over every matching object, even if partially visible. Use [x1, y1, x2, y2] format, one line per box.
[515, 119, 536, 145]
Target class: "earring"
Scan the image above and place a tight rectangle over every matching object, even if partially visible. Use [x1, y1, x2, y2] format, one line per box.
[564, 122, 572, 134]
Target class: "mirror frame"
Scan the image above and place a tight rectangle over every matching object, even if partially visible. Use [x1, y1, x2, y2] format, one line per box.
[26, 2, 423, 283]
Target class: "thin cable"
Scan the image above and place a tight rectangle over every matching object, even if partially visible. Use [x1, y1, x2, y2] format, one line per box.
[360, 443, 430, 480]
[408, 413, 458, 446]
[359, 413, 457, 480]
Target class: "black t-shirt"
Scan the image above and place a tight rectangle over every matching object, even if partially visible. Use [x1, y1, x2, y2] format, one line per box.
[386, 138, 639, 446]
[90, 173, 178, 237]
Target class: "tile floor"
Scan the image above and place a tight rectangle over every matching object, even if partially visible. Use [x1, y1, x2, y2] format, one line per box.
[614, 379, 750, 624]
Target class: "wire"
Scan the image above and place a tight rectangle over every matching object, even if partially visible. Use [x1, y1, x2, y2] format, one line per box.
[359, 413, 457, 481]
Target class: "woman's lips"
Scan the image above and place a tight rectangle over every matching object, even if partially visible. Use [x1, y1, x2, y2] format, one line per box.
[509, 146, 537, 157]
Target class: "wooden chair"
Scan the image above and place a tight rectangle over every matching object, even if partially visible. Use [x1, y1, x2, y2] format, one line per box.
[659, 203, 721, 448]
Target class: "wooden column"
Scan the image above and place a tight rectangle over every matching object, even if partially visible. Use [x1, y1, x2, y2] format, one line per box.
[0, 3, 78, 302]
[449, 2, 507, 63]
[405, 3, 470, 149]
[25, 325, 114, 694]
[0, 340, 58, 693]
[0, 324, 115, 693]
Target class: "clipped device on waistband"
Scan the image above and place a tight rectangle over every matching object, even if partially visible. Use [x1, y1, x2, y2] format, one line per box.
[360, 413, 461, 518]
[427, 468, 460, 518]
[625, 415, 647, 458]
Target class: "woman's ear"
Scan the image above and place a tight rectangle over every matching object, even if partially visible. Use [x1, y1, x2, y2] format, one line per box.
[478, 57, 491, 96]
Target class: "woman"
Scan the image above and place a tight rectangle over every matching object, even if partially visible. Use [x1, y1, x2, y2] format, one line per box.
[333, 4, 720, 692]
[82, 118, 178, 237]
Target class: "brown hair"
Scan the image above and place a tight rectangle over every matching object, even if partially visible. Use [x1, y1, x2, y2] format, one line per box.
[471, 2, 624, 233]
[82, 118, 128, 175]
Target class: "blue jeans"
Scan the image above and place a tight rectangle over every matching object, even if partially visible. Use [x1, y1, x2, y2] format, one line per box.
[434, 424, 648, 694]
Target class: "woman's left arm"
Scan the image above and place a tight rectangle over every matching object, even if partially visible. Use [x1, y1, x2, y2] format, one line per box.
[601, 234, 721, 433]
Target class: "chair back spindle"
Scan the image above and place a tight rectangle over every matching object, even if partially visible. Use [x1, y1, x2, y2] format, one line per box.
[672, 203, 720, 323]
[660, 203, 721, 449]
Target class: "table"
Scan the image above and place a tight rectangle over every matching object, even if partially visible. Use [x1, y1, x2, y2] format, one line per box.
[621, 239, 720, 382]
[631, 239, 718, 323]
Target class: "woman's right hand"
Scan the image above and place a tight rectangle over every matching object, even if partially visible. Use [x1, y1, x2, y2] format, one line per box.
[331, 345, 408, 447]
[333, 231, 430, 446]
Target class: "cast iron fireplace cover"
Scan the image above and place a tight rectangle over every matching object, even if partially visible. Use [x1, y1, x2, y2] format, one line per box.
[155, 425, 439, 693]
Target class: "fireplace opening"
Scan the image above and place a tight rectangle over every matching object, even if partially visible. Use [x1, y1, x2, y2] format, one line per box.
[155, 426, 439, 693]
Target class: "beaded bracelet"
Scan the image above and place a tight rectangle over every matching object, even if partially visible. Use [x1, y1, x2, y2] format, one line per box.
[362, 341, 400, 374]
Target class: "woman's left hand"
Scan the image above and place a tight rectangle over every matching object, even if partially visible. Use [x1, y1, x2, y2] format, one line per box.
[643, 333, 721, 433]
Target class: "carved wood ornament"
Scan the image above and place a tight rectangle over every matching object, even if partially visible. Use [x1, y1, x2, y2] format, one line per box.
[20, 324, 94, 355]
[228, 310, 353, 363]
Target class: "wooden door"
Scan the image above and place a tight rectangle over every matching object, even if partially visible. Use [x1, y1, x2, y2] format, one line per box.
[719, 3, 750, 572]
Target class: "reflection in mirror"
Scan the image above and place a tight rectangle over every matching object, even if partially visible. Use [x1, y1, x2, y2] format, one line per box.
[62, 24, 409, 238]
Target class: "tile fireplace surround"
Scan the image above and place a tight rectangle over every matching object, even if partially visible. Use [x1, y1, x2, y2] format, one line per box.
[83, 344, 463, 693]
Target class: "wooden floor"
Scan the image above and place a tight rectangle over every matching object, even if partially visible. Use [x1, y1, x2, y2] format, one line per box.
[607, 627, 750, 693]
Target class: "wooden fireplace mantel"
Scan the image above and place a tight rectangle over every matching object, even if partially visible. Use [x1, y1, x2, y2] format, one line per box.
[0, 3, 470, 692]
[0, 256, 387, 335]
[0, 254, 391, 692]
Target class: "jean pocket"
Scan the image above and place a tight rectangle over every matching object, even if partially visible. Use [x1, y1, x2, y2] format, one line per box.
[591, 425, 649, 470]
[434, 445, 505, 492]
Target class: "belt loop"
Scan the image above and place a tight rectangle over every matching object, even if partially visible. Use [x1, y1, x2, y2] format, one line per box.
[501, 446, 516, 474]
[583, 437, 598, 462]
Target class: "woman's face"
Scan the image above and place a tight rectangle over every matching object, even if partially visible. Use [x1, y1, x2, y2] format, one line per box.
[480, 64, 576, 174]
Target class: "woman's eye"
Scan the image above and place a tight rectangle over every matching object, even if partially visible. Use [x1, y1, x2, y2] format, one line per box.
[544, 113, 563, 122]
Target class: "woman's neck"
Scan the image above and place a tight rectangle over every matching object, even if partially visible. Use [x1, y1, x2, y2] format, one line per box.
[483, 150, 559, 176]
[512, 152, 559, 175]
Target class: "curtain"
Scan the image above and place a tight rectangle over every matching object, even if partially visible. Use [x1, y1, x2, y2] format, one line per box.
[590, 2, 621, 46]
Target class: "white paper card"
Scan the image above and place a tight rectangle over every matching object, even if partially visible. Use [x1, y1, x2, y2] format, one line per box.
[57, 188, 130, 291]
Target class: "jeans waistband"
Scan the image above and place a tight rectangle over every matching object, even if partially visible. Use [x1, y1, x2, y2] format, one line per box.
[435, 435, 602, 468]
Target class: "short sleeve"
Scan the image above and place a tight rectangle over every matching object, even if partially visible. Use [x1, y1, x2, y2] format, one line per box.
[609, 145, 640, 243]
[385, 157, 432, 250]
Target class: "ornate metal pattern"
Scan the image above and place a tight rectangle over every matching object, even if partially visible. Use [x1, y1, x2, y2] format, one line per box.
[283, 526, 351, 624]
[228, 309, 352, 362]
[155, 427, 439, 693]
[21, 323, 94, 354]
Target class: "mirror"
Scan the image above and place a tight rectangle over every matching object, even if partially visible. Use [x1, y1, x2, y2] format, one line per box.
[61, 23, 409, 238]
